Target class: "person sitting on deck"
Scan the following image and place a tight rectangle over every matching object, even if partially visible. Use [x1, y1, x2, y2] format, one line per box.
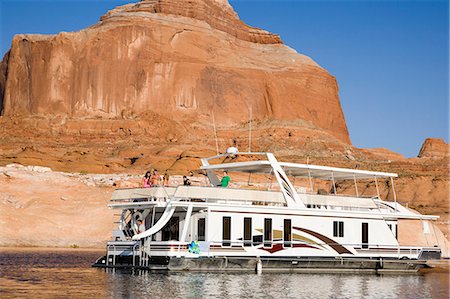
[143, 171, 151, 188]
[137, 219, 145, 233]
[220, 171, 230, 187]
[183, 175, 191, 186]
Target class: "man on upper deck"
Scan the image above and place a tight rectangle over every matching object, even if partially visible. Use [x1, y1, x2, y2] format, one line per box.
[220, 171, 230, 187]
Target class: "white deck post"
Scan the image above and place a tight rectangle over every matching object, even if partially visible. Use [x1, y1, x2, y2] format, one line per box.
[248, 106, 252, 152]
[353, 174, 359, 197]
[391, 177, 397, 210]
[374, 176, 380, 198]
[212, 112, 219, 155]
[331, 172, 337, 195]
[267, 153, 305, 208]
[307, 169, 313, 193]
[180, 204, 193, 242]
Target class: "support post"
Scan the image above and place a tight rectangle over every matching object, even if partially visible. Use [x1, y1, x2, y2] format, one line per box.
[353, 174, 359, 197]
[374, 176, 380, 198]
[308, 169, 313, 193]
[180, 204, 193, 243]
[331, 172, 337, 195]
[248, 106, 252, 152]
[212, 111, 219, 155]
[390, 177, 397, 210]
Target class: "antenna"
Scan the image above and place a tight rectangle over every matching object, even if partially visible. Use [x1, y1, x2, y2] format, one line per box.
[248, 106, 252, 152]
[212, 111, 219, 155]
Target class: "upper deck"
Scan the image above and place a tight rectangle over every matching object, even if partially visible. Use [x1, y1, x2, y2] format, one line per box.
[107, 151, 438, 220]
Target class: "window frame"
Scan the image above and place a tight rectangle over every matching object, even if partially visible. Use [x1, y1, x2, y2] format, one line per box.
[264, 218, 272, 248]
[243, 217, 252, 247]
[197, 218, 206, 241]
[333, 221, 344, 238]
[222, 216, 231, 247]
[283, 219, 292, 248]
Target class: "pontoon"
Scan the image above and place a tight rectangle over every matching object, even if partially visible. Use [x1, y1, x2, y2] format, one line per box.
[93, 149, 443, 273]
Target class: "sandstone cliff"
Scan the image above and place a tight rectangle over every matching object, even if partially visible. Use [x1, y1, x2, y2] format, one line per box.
[0, 0, 350, 144]
[0, 0, 448, 248]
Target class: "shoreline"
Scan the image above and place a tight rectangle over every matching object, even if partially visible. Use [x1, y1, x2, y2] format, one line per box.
[0, 246, 104, 252]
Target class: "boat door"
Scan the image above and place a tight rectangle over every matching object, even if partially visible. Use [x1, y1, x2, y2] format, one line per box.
[362, 222, 369, 249]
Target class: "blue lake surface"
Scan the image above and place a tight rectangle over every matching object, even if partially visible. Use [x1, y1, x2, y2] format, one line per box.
[0, 248, 448, 298]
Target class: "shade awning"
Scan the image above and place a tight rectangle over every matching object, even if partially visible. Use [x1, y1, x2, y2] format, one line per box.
[201, 160, 397, 180]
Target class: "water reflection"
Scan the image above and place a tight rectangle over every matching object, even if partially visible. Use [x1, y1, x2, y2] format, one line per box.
[0, 249, 448, 298]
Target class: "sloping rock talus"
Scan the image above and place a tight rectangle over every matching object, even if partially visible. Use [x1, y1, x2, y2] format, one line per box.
[0, 0, 350, 144]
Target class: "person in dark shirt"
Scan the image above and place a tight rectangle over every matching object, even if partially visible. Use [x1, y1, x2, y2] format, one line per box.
[183, 175, 191, 186]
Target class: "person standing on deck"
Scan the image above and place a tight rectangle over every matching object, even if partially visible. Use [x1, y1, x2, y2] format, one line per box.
[220, 171, 230, 187]
[151, 169, 160, 187]
[163, 170, 170, 186]
[143, 171, 151, 188]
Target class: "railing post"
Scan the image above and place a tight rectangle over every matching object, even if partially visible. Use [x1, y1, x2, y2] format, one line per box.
[331, 172, 337, 195]
[353, 174, 359, 197]
[112, 245, 116, 266]
[391, 177, 397, 210]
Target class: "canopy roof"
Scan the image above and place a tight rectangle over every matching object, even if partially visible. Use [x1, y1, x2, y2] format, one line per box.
[201, 160, 397, 180]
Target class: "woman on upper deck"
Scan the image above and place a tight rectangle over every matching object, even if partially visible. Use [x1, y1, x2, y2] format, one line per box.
[150, 169, 160, 187]
[143, 171, 151, 188]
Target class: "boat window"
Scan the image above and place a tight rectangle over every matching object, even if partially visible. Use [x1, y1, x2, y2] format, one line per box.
[244, 218, 252, 247]
[162, 217, 179, 241]
[264, 218, 272, 247]
[223, 217, 231, 247]
[387, 223, 398, 239]
[333, 221, 344, 237]
[362, 222, 369, 249]
[284, 219, 292, 247]
[198, 218, 205, 241]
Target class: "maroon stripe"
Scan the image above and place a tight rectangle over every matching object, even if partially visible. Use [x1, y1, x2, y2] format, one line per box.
[293, 226, 353, 255]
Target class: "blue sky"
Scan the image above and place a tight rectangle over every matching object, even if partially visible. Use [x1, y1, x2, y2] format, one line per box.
[1, 0, 448, 157]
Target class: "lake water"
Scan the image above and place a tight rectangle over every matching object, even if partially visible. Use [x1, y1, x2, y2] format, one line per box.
[0, 248, 448, 298]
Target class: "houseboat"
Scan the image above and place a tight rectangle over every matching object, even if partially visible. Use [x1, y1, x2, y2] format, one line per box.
[93, 148, 443, 273]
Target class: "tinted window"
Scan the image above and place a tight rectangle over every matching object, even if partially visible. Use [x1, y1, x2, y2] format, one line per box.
[244, 218, 252, 247]
[223, 217, 231, 246]
[264, 218, 272, 247]
[284, 219, 292, 247]
[198, 218, 205, 241]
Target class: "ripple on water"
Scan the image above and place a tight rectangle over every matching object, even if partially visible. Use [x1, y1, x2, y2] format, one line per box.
[0, 249, 448, 299]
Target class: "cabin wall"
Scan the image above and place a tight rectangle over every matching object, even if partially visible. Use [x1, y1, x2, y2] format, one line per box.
[204, 210, 399, 255]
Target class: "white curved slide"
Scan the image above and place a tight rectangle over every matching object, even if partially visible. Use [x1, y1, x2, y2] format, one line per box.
[132, 203, 176, 240]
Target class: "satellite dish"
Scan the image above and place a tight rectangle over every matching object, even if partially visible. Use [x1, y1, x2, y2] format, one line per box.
[226, 147, 238, 154]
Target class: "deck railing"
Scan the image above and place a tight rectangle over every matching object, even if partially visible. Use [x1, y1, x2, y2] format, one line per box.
[106, 239, 438, 262]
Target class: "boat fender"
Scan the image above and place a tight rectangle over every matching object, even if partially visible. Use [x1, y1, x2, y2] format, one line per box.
[256, 258, 262, 274]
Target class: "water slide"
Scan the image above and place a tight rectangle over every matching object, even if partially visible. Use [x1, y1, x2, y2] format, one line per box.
[131, 203, 176, 240]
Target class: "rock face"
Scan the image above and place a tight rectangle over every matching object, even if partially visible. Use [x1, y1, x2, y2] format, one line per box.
[0, 0, 350, 144]
[418, 138, 449, 159]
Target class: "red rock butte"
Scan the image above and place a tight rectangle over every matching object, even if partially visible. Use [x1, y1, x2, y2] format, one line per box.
[418, 138, 449, 159]
[0, 0, 350, 144]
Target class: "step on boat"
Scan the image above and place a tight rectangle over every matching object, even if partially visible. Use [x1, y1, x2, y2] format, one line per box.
[93, 148, 443, 273]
